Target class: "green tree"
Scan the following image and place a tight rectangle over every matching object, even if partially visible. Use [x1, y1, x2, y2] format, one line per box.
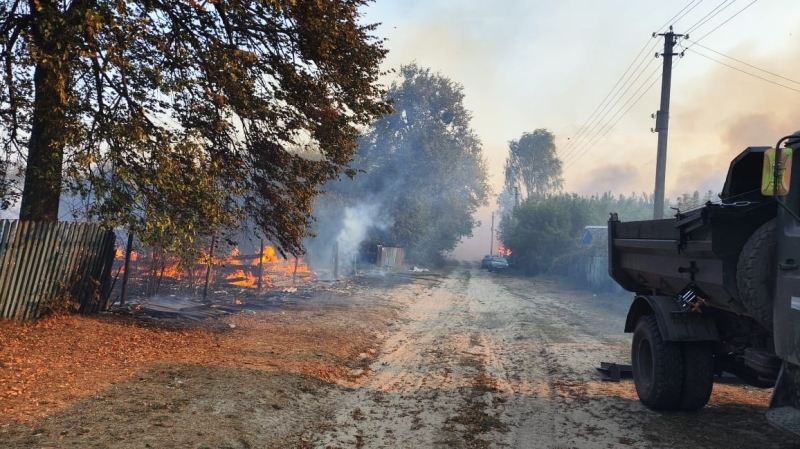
[504, 129, 563, 200]
[673, 190, 717, 212]
[345, 64, 490, 262]
[585, 191, 656, 223]
[499, 193, 590, 275]
[0, 0, 391, 255]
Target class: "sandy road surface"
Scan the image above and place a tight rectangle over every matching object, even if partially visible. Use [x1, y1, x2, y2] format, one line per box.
[0, 263, 796, 448]
[313, 264, 796, 449]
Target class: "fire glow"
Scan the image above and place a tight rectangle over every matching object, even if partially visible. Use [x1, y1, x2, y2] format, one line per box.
[116, 245, 315, 290]
[497, 244, 512, 257]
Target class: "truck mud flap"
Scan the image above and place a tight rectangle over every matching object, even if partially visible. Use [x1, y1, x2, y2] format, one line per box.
[768, 361, 800, 437]
[625, 295, 719, 342]
[767, 408, 800, 437]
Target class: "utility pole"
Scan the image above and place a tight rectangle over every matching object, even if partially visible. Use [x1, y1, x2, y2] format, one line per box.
[652, 27, 683, 219]
[489, 212, 495, 255]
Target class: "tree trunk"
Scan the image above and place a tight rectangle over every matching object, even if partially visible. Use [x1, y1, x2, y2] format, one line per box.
[19, 0, 71, 222]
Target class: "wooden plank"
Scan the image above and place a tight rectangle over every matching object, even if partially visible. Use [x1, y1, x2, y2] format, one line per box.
[7, 221, 33, 319]
[48, 222, 78, 303]
[97, 231, 117, 311]
[76, 225, 104, 313]
[0, 220, 22, 318]
[26, 222, 61, 319]
[76, 224, 105, 313]
[19, 222, 50, 319]
[0, 220, 12, 317]
[34, 221, 69, 317]
[64, 223, 92, 299]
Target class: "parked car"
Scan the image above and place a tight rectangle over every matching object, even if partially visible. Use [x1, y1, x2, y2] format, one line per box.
[481, 255, 492, 269]
[487, 256, 508, 272]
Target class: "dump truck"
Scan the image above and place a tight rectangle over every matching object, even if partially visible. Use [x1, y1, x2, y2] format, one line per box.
[609, 132, 800, 435]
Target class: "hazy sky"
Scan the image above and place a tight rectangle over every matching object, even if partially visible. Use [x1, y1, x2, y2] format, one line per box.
[360, 0, 800, 257]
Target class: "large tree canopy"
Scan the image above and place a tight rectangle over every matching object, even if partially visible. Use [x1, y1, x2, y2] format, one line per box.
[0, 0, 391, 255]
[504, 128, 563, 200]
[328, 64, 489, 262]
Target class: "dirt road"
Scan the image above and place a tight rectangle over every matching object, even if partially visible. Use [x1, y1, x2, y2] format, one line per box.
[1, 263, 797, 448]
[312, 264, 795, 449]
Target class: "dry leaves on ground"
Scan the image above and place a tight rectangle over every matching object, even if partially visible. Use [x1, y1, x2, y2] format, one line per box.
[0, 293, 395, 424]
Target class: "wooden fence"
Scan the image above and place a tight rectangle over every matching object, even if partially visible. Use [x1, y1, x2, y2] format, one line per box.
[0, 220, 116, 320]
[377, 246, 405, 269]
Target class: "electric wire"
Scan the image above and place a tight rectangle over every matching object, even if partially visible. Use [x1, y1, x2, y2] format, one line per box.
[564, 65, 664, 168]
[688, 48, 800, 94]
[565, 0, 758, 168]
[558, 0, 701, 160]
[556, 38, 655, 160]
[658, 0, 704, 32]
[687, 0, 758, 45]
[685, 0, 736, 35]
[558, 39, 660, 161]
[685, 39, 800, 86]
[563, 65, 661, 166]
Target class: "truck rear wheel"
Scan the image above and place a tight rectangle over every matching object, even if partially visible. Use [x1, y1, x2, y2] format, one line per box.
[679, 342, 714, 410]
[737, 219, 777, 331]
[632, 315, 684, 410]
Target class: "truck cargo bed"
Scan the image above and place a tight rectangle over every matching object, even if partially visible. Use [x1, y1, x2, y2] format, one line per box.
[608, 201, 776, 313]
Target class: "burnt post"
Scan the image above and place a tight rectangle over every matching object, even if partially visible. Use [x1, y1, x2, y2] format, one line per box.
[203, 234, 217, 299]
[333, 241, 339, 280]
[119, 232, 135, 305]
[258, 238, 264, 291]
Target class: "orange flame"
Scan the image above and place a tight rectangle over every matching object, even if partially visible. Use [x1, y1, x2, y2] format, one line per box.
[117, 244, 315, 291]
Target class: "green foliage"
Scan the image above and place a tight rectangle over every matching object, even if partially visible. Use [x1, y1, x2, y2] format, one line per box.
[500, 194, 590, 275]
[337, 64, 490, 262]
[500, 190, 720, 276]
[674, 190, 716, 212]
[504, 129, 563, 200]
[0, 0, 391, 257]
[583, 191, 657, 223]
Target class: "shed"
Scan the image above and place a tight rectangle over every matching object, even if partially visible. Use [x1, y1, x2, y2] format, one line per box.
[579, 226, 608, 249]
[576, 226, 620, 292]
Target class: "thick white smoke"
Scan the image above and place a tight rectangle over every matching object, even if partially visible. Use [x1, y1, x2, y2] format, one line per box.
[336, 203, 386, 258]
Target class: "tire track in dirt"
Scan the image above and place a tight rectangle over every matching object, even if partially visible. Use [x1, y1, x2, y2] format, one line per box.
[310, 266, 796, 448]
[312, 270, 496, 448]
[476, 273, 671, 449]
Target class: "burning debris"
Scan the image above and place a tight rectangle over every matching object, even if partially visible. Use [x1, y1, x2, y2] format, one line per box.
[111, 239, 317, 303]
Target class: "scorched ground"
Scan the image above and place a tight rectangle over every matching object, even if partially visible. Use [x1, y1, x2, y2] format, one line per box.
[0, 264, 794, 448]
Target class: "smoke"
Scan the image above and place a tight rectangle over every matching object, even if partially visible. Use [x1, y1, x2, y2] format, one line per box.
[663, 42, 800, 200]
[572, 163, 643, 196]
[336, 203, 386, 258]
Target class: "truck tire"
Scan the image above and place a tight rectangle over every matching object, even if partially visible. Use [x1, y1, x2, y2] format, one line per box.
[736, 219, 777, 331]
[679, 342, 714, 410]
[632, 315, 684, 410]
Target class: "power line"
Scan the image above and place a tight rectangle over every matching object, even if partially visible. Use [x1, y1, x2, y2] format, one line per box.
[685, 39, 800, 86]
[688, 48, 800, 94]
[685, 0, 736, 35]
[559, 40, 660, 161]
[660, 0, 704, 31]
[558, 0, 701, 160]
[564, 66, 663, 168]
[565, 1, 762, 173]
[687, 0, 757, 44]
[557, 39, 655, 159]
[563, 64, 661, 166]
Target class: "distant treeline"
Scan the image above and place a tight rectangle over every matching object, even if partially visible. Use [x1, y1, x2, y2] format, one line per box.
[499, 190, 717, 275]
